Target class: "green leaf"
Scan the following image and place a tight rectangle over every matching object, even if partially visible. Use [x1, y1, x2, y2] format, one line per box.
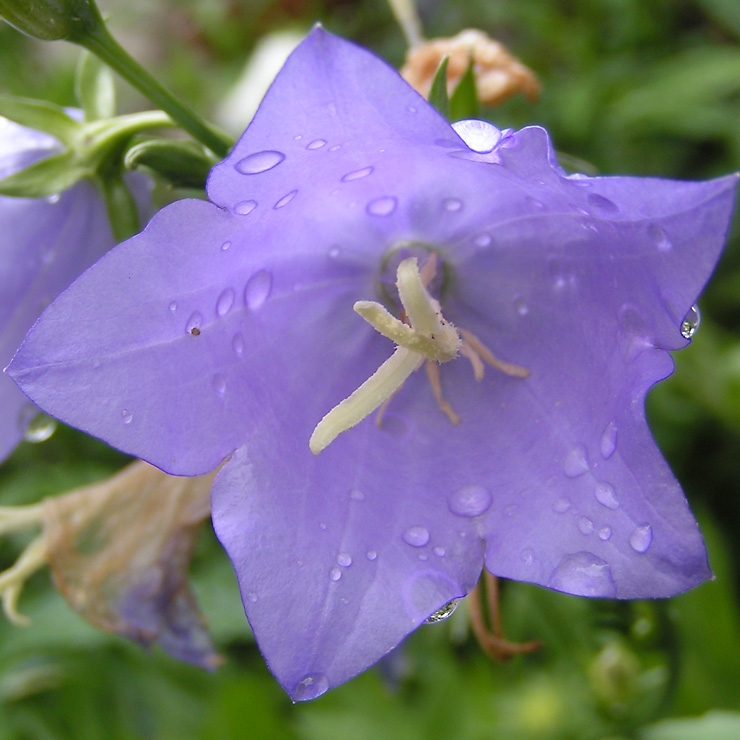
[449, 54, 479, 121]
[0, 95, 79, 146]
[75, 51, 115, 122]
[428, 55, 451, 120]
[123, 138, 215, 189]
[0, 150, 89, 198]
[641, 711, 740, 740]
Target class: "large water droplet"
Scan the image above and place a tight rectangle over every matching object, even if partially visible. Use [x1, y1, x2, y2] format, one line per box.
[448, 485, 493, 517]
[274, 189, 297, 209]
[216, 288, 235, 317]
[424, 599, 459, 624]
[548, 552, 617, 597]
[232, 333, 245, 357]
[19, 407, 56, 443]
[564, 445, 589, 478]
[594, 482, 619, 510]
[553, 497, 572, 514]
[681, 304, 700, 339]
[578, 516, 594, 535]
[293, 673, 329, 701]
[306, 139, 327, 150]
[244, 269, 272, 309]
[403, 526, 430, 547]
[341, 166, 374, 182]
[336, 552, 352, 567]
[235, 150, 285, 175]
[648, 223, 672, 252]
[366, 196, 397, 217]
[234, 200, 258, 215]
[600, 422, 618, 460]
[212, 374, 226, 398]
[629, 524, 653, 553]
[329, 566, 342, 582]
[451, 119, 502, 153]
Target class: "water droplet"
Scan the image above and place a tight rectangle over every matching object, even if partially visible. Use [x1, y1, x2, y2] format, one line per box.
[234, 199, 258, 215]
[553, 497, 572, 514]
[327, 246, 340, 259]
[235, 150, 285, 174]
[366, 196, 397, 217]
[216, 288, 235, 317]
[168, 301, 177, 312]
[629, 524, 652, 553]
[365, 550, 377, 561]
[433, 546, 446, 557]
[600, 422, 618, 460]
[474, 233, 491, 248]
[564, 445, 589, 478]
[329, 144, 341, 152]
[45, 193, 61, 204]
[293, 673, 329, 702]
[341, 166, 374, 182]
[407, 105, 417, 113]
[402, 526, 430, 547]
[681, 304, 700, 339]
[443, 198, 463, 212]
[349, 488, 365, 502]
[212, 374, 226, 398]
[424, 599, 459, 624]
[336, 552, 352, 567]
[648, 223, 672, 252]
[306, 139, 327, 150]
[19, 407, 56, 443]
[587, 193, 619, 214]
[329, 566, 342, 582]
[451, 119, 502, 153]
[448, 485, 493, 517]
[521, 548, 535, 566]
[221, 240, 232, 251]
[232, 333, 245, 357]
[121, 410, 133, 425]
[274, 189, 297, 209]
[293, 134, 302, 140]
[513, 296, 529, 316]
[594, 482, 619, 510]
[598, 526, 612, 541]
[186, 311, 203, 335]
[319, 522, 327, 530]
[418, 553, 428, 561]
[244, 269, 272, 309]
[247, 591, 258, 603]
[548, 552, 617, 597]
[578, 516, 594, 535]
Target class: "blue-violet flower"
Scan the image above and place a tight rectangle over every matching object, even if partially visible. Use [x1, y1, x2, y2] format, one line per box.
[7, 28, 738, 700]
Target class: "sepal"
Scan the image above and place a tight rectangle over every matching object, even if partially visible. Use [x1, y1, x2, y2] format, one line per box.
[124, 138, 216, 189]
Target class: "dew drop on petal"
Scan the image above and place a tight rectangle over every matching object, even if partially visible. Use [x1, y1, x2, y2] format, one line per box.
[443, 198, 463, 212]
[553, 497, 572, 514]
[365, 550, 377, 561]
[648, 223, 672, 252]
[247, 591, 258, 603]
[19, 407, 56, 443]
[424, 599, 459, 624]
[598, 526, 612, 541]
[513, 296, 529, 316]
[244, 269, 272, 310]
[327, 246, 341, 259]
[329, 144, 341, 152]
[306, 138, 327, 150]
[234, 150, 285, 175]
[216, 288, 235, 317]
[274, 189, 297, 209]
[293, 673, 329, 702]
[448, 485, 493, 517]
[232, 333, 245, 357]
[234, 199, 258, 215]
[121, 410, 133, 425]
[521, 548, 535, 566]
[168, 301, 177, 312]
[474, 233, 491, 248]
[629, 524, 653, 553]
[349, 488, 365, 502]
[564, 445, 589, 478]
[336, 552, 352, 567]
[329, 566, 342, 582]
[433, 546, 446, 557]
[578, 516, 594, 535]
[366, 196, 397, 217]
[452, 119, 502, 153]
[220, 240, 232, 251]
[212, 374, 226, 398]
[548, 552, 617, 597]
[587, 193, 619, 214]
[594, 482, 619, 510]
[402, 526, 430, 547]
[186, 311, 203, 335]
[600, 422, 618, 460]
[681, 304, 700, 339]
[341, 166, 374, 182]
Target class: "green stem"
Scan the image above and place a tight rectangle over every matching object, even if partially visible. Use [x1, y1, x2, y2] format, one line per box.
[80, 24, 232, 158]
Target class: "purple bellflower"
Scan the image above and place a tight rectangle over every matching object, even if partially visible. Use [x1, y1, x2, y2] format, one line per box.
[7, 28, 738, 700]
[0, 114, 143, 461]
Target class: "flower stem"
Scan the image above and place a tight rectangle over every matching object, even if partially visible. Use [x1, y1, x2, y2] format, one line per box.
[80, 24, 232, 157]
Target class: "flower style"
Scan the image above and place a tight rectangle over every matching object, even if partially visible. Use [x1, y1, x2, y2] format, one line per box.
[7, 28, 737, 700]
[0, 114, 145, 461]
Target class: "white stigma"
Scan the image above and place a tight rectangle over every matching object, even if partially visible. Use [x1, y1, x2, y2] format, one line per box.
[309, 257, 461, 454]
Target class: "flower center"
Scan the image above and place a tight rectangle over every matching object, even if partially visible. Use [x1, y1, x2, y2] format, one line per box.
[309, 256, 529, 454]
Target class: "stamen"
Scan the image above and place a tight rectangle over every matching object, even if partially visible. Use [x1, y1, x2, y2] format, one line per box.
[459, 328, 530, 379]
[425, 361, 460, 425]
[459, 341, 485, 381]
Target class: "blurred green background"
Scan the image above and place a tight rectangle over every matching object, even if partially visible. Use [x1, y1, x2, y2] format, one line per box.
[1, 1, 739, 738]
